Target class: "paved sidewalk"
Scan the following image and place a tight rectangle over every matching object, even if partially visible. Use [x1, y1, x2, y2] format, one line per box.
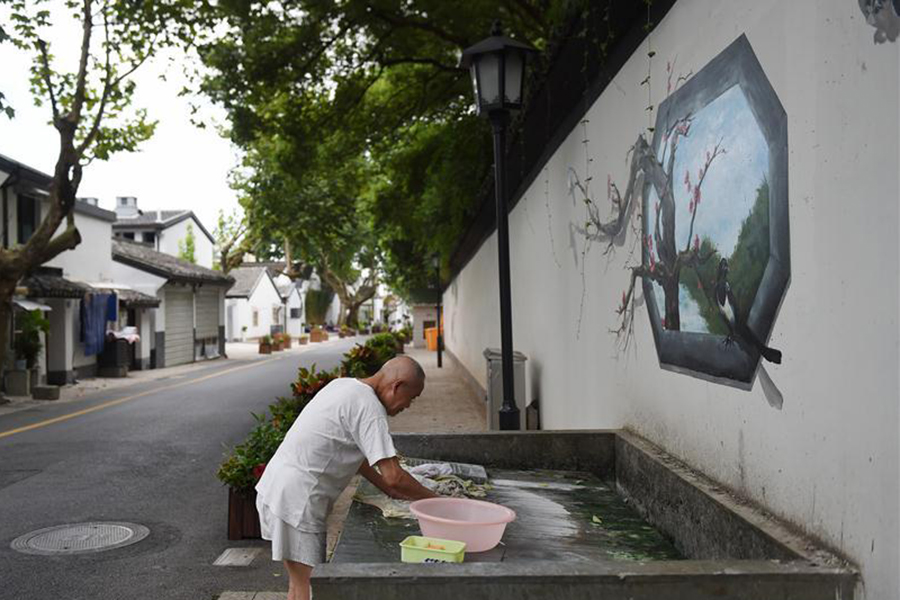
[219, 344, 486, 600]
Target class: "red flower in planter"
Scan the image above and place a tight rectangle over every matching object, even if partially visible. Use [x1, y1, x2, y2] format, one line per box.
[252, 463, 267, 480]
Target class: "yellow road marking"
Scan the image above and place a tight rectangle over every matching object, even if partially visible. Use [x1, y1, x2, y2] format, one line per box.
[0, 356, 283, 440]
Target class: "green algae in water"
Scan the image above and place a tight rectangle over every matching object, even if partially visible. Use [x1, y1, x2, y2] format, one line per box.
[489, 469, 682, 562]
[334, 467, 683, 564]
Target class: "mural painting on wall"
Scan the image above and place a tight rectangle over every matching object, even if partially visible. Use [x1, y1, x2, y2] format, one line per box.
[573, 35, 789, 390]
[859, 0, 900, 43]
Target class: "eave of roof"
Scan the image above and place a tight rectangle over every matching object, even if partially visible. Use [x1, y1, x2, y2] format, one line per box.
[113, 210, 215, 243]
[112, 239, 233, 286]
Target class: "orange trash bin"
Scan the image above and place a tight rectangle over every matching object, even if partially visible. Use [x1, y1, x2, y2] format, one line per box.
[425, 327, 438, 351]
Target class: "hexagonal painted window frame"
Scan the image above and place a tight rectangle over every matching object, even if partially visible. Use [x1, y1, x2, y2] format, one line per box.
[641, 34, 790, 389]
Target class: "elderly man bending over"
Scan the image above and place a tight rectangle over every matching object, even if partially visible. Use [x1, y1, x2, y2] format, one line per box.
[255, 355, 438, 600]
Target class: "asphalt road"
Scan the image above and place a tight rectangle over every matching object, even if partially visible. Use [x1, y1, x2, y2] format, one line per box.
[0, 338, 360, 600]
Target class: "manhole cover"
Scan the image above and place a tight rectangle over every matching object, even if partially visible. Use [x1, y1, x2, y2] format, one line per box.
[11, 522, 149, 555]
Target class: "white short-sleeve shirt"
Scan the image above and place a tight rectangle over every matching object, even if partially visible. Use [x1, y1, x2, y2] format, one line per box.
[255, 378, 396, 532]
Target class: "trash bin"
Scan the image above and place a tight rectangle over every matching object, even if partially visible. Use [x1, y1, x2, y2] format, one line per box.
[425, 327, 438, 351]
[483, 347, 527, 431]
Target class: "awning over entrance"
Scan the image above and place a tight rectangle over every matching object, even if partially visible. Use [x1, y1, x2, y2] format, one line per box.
[13, 298, 52, 312]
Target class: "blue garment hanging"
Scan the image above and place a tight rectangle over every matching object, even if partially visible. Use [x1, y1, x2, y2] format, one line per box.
[106, 293, 118, 322]
[81, 293, 111, 356]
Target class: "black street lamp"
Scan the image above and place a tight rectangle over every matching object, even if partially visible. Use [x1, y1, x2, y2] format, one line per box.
[461, 22, 536, 431]
[432, 254, 442, 369]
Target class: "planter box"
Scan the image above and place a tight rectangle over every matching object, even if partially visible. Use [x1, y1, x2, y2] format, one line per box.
[32, 385, 60, 401]
[5, 369, 29, 396]
[273, 342, 284, 351]
[311, 330, 328, 343]
[338, 331, 347, 339]
[282, 337, 293, 349]
[259, 343, 272, 354]
[299, 336, 309, 345]
[228, 487, 261, 540]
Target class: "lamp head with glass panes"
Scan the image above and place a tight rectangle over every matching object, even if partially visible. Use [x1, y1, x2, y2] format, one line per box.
[459, 22, 537, 117]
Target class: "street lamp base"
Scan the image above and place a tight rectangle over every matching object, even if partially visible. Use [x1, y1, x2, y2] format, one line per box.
[498, 406, 521, 431]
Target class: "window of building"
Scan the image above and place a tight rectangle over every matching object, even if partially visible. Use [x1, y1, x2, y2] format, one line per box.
[143, 231, 156, 246]
[123, 231, 135, 240]
[17, 195, 38, 244]
[252, 309, 259, 327]
[290, 308, 301, 319]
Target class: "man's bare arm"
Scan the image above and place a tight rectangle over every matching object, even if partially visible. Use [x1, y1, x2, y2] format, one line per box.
[358, 457, 439, 501]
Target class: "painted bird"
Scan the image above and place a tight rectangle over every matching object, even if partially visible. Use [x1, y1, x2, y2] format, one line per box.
[715, 258, 782, 364]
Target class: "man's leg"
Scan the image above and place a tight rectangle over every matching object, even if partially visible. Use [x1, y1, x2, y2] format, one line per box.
[283, 559, 313, 600]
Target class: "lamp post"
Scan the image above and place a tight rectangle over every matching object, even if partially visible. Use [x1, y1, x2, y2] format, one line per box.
[432, 254, 443, 368]
[461, 22, 536, 431]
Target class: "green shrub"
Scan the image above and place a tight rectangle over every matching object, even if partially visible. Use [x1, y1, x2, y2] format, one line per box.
[217, 364, 338, 491]
[216, 412, 286, 491]
[15, 310, 49, 367]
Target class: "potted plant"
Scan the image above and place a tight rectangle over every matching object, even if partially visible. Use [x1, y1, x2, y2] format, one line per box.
[8, 310, 49, 394]
[272, 333, 284, 351]
[298, 334, 309, 345]
[258, 334, 272, 354]
[282, 334, 292, 349]
[310, 326, 327, 343]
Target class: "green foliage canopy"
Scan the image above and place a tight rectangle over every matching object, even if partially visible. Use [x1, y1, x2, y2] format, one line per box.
[193, 0, 565, 299]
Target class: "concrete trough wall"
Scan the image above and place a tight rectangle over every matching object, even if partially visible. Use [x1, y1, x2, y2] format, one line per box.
[392, 431, 617, 476]
[313, 431, 856, 600]
[313, 561, 854, 600]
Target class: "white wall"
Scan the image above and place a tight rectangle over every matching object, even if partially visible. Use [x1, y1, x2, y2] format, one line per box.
[412, 305, 437, 349]
[45, 209, 115, 283]
[444, 2, 899, 599]
[226, 273, 283, 340]
[285, 289, 304, 338]
[158, 217, 214, 269]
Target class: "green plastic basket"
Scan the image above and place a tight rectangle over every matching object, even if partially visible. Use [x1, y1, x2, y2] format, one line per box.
[400, 536, 466, 563]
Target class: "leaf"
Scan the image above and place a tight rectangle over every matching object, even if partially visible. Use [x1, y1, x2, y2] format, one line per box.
[592, 515, 603, 525]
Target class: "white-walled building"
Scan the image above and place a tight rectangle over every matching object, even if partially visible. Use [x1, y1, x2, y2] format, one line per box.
[443, 4, 899, 599]
[410, 304, 438, 349]
[0, 154, 159, 383]
[112, 197, 215, 269]
[225, 265, 283, 341]
[276, 279, 305, 338]
[111, 239, 232, 366]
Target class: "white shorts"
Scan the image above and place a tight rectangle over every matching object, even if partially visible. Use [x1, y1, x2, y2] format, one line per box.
[256, 495, 327, 566]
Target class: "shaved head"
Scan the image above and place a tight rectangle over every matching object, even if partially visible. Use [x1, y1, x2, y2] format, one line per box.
[380, 356, 426, 386]
[365, 356, 426, 416]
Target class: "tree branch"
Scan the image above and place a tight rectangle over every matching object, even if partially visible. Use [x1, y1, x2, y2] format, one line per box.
[69, 0, 94, 123]
[37, 219, 82, 265]
[380, 56, 464, 73]
[36, 39, 59, 122]
[365, 4, 469, 48]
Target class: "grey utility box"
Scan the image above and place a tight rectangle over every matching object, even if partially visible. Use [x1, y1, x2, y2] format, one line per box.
[483, 347, 527, 431]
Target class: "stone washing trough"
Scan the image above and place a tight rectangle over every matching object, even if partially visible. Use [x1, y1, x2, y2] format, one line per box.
[312, 431, 856, 600]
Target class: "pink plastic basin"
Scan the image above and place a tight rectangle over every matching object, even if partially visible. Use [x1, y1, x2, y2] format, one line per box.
[409, 498, 516, 552]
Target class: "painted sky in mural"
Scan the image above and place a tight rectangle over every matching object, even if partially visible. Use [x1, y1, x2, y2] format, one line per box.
[646, 84, 770, 335]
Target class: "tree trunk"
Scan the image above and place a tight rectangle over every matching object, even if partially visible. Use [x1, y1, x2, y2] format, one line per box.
[662, 267, 681, 330]
[0, 281, 17, 395]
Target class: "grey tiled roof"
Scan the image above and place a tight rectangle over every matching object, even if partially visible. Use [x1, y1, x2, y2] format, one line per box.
[113, 210, 215, 243]
[90, 285, 161, 308]
[22, 270, 91, 299]
[226, 265, 269, 298]
[112, 239, 233, 286]
[113, 210, 189, 225]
